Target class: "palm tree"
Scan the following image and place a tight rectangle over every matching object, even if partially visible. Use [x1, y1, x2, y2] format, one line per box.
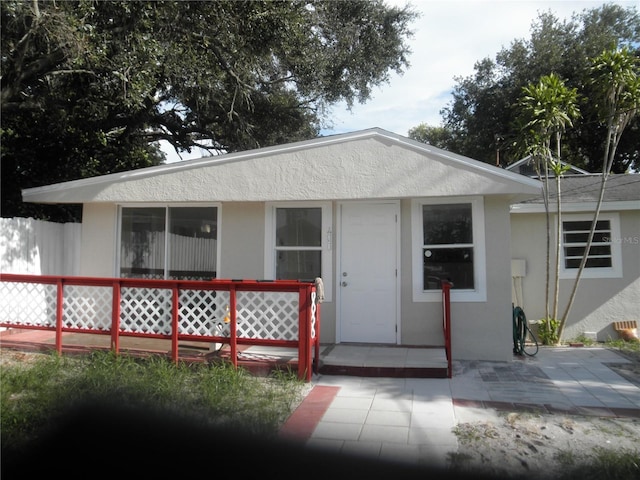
[516, 73, 580, 340]
[558, 47, 640, 341]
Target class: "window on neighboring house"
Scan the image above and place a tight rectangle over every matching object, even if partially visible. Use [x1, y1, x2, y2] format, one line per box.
[412, 197, 486, 302]
[119, 205, 219, 280]
[265, 203, 332, 301]
[560, 213, 622, 278]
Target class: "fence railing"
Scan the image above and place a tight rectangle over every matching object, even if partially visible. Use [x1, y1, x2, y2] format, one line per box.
[0, 273, 321, 381]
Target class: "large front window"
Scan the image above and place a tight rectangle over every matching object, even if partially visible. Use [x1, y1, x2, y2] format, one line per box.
[119, 206, 218, 280]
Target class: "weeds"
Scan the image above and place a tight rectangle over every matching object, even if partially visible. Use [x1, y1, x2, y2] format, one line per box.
[538, 317, 560, 345]
[453, 422, 500, 443]
[1, 350, 307, 458]
[605, 338, 640, 354]
[557, 447, 640, 480]
[554, 449, 579, 467]
[571, 334, 596, 346]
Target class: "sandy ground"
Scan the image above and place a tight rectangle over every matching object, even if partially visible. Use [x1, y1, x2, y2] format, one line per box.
[450, 408, 640, 479]
[450, 353, 640, 479]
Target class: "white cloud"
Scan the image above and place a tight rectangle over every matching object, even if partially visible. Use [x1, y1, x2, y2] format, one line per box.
[323, 0, 637, 136]
[163, 0, 637, 162]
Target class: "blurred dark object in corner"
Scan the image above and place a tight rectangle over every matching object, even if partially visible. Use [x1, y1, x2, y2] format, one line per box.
[1, 402, 499, 479]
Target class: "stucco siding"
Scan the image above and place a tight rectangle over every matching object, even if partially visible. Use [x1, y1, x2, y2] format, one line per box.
[510, 212, 547, 312]
[23, 135, 541, 205]
[399, 199, 443, 345]
[69, 195, 521, 361]
[451, 198, 513, 361]
[511, 209, 640, 342]
[218, 203, 265, 279]
[397, 197, 514, 361]
[80, 203, 117, 277]
[20, 128, 552, 363]
[559, 209, 639, 341]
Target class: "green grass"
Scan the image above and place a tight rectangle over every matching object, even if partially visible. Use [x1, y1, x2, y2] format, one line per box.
[1, 350, 307, 459]
[605, 337, 640, 353]
[556, 447, 640, 480]
[561, 336, 640, 357]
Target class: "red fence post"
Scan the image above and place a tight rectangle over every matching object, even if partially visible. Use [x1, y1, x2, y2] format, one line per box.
[111, 280, 121, 354]
[297, 285, 311, 381]
[171, 285, 179, 364]
[55, 278, 64, 355]
[229, 285, 237, 369]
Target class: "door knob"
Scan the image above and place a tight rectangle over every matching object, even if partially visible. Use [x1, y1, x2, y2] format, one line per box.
[341, 281, 348, 287]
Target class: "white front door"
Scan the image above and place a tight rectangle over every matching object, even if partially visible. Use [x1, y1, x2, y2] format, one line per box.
[338, 201, 399, 344]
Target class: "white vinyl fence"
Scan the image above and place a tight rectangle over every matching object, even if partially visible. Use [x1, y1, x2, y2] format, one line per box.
[0, 217, 81, 276]
[120, 231, 217, 278]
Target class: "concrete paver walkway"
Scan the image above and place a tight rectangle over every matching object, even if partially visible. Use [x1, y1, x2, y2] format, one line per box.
[279, 346, 640, 471]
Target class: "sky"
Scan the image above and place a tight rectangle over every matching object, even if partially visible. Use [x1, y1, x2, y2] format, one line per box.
[162, 0, 638, 163]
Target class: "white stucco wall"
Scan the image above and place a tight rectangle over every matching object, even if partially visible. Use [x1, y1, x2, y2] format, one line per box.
[80, 203, 118, 276]
[33, 130, 543, 362]
[510, 209, 640, 342]
[218, 202, 265, 279]
[450, 197, 513, 361]
[399, 197, 513, 362]
[78, 197, 516, 361]
[23, 132, 540, 205]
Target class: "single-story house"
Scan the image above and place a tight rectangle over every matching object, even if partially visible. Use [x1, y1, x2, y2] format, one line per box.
[509, 171, 640, 342]
[22, 128, 544, 362]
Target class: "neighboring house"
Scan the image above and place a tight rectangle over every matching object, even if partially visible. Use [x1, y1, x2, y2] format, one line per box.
[509, 170, 640, 342]
[21, 128, 542, 362]
[506, 155, 591, 177]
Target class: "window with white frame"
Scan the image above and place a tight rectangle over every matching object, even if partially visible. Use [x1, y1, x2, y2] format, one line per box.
[560, 213, 622, 278]
[119, 205, 219, 280]
[265, 203, 332, 300]
[412, 197, 486, 302]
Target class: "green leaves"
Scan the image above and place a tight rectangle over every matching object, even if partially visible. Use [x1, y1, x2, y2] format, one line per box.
[412, 4, 639, 173]
[1, 0, 417, 221]
[517, 73, 580, 157]
[588, 47, 640, 130]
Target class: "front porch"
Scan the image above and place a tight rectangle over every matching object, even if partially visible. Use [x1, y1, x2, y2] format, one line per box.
[0, 273, 451, 379]
[0, 329, 450, 378]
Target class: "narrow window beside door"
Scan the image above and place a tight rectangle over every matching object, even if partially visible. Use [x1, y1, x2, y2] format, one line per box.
[275, 207, 322, 280]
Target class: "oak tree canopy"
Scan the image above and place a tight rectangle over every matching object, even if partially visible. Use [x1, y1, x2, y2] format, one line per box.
[1, 0, 417, 220]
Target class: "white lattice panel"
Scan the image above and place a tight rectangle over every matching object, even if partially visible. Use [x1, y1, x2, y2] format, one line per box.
[120, 287, 172, 334]
[178, 289, 230, 336]
[1, 279, 318, 344]
[0, 281, 57, 327]
[63, 285, 112, 330]
[236, 291, 298, 340]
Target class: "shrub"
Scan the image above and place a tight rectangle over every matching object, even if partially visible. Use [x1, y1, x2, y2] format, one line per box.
[538, 317, 560, 345]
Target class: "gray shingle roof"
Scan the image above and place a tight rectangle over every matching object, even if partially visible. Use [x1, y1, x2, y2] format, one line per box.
[519, 174, 640, 204]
